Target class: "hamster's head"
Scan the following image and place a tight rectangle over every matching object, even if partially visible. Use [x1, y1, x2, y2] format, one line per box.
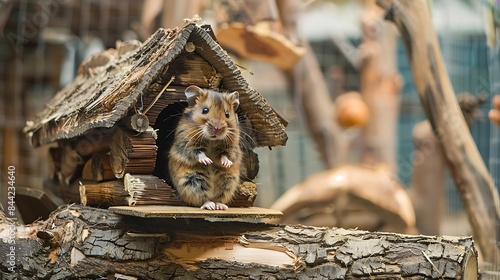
[184, 85, 240, 141]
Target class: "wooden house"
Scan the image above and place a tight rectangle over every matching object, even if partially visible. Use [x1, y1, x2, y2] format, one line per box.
[24, 19, 288, 208]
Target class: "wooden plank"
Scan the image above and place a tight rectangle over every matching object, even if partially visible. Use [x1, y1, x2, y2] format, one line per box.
[109, 205, 283, 219]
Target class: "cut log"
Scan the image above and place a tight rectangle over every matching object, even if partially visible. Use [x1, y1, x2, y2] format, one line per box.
[109, 127, 158, 178]
[0, 204, 478, 279]
[119, 113, 150, 133]
[378, 0, 500, 263]
[124, 174, 182, 206]
[79, 180, 129, 207]
[75, 174, 258, 208]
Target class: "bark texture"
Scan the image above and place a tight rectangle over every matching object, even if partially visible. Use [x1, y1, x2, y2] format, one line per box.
[0, 204, 477, 279]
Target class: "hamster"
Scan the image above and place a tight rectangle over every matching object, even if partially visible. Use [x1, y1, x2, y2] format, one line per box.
[168, 85, 242, 210]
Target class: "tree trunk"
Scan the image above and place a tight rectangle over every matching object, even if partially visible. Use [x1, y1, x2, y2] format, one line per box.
[289, 43, 346, 167]
[275, 0, 345, 167]
[407, 121, 446, 236]
[359, 2, 402, 173]
[1, 204, 477, 279]
[378, 0, 500, 263]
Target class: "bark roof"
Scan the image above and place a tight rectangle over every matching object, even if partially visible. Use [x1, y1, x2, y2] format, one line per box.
[24, 20, 288, 148]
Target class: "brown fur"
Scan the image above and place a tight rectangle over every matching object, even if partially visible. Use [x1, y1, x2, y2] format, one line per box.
[168, 86, 242, 209]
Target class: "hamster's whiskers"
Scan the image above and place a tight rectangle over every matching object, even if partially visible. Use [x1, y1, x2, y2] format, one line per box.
[185, 129, 205, 146]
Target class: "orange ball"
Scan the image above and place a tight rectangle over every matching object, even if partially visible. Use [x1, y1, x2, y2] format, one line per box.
[335, 92, 370, 128]
[493, 95, 500, 109]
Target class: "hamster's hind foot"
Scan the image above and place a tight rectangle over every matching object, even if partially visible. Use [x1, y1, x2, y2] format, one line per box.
[201, 201, 216, 210]
[200, 201, 229, 210]
[215, 202, 228, 210]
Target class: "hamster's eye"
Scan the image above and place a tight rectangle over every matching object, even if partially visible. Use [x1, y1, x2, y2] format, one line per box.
[202, 107, 209, 114]
[225, 111, 230, 118]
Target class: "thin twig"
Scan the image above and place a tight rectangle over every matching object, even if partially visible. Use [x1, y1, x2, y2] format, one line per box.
[235, 63, 254, 75]
[143, 76, 175, 115]
[422, 250, 444, 279]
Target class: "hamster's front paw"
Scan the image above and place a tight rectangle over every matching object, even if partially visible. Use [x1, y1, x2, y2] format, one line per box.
[221, 155, 233, 168]
[198, 151, 213, 165]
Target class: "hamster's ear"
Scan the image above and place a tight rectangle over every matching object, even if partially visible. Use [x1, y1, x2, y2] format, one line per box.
[229, 91, 240, 111]
[185, 85, 204, 106]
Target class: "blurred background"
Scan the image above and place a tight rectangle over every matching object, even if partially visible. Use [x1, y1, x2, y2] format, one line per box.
[1, 0, 500, 274]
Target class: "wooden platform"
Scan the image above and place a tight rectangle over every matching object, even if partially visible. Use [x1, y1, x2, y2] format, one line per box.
[109, 205, 283, 220]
